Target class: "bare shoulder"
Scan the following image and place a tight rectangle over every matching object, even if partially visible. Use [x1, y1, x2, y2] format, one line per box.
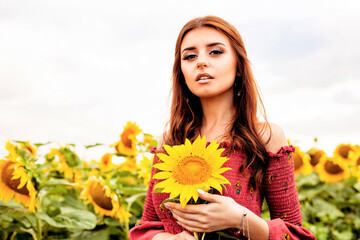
[256, 122, 289, 153]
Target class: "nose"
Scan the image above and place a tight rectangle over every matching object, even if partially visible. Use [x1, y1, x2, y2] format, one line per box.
[197, 61, 208, 69]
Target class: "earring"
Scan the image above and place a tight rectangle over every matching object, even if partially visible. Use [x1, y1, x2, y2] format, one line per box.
[186, 98, 189, 103]
[237, 92, 241, 97]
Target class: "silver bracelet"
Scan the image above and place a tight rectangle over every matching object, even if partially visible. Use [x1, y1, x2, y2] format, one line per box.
[236, 207, 250, 240]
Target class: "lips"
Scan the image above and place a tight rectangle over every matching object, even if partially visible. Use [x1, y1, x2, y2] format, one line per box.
[196, 73, 214, 82]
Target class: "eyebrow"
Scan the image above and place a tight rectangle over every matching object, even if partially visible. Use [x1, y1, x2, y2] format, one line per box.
[181, 42, 226, 53]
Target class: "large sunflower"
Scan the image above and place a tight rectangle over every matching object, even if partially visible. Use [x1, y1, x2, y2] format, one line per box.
[0, 159, 36, 212]
[153, 136, 232, 208]
[316, 155, 350, 183]
[80, 176, 131, 222]
[114, 122, 141, 156]
[293, 146, 312, 175]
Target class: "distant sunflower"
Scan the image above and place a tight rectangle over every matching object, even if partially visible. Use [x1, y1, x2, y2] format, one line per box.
[0, 159, 36, 212]
[348, 148, 360, 179]
[308, 148, 326, 168]
[20, 141, 37, 157]
[81, 176, 131, 222]
[316, 156, 350, 183]
[153, 136, 231, 208]
[334, 144, 354, 163]
[5, 141, 18, 161]
[99, 153, 114, 172]
[119, 157, 137, 172]
[293, 146, 312, 175]
[137, 155, 152, 187]
[114, 122, 141, 156]
[49, 148, 81, 180]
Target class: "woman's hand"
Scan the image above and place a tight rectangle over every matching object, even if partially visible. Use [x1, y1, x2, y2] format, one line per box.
[164, 190, 243, 233]
[152, 231, 196, 240]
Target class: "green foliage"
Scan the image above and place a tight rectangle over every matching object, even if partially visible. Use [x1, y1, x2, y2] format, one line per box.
[262, 172, 360, 239]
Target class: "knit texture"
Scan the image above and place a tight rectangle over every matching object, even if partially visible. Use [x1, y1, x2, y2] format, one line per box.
[129, 143, 316, 240]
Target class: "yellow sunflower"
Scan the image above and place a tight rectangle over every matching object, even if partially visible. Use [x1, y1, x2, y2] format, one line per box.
[334, 143, 355, 163]
[348, 148, 360, 179]
[137, 155, 152, 188]
[293, 146, 312, 175]
[153, 136, 232, 208]
[308, 148, 326, 168]
[5, 141, 18, 161]
[99, 153, 114, 172]
[80, 176, 131, 222]
[48, 148, 81, 180]
[119, 157, 137, 172]
[0, 159, 36, 212]
[114, 122, 141, 156]
[316, 155, 350, 183]
[20, 141, 37, 157]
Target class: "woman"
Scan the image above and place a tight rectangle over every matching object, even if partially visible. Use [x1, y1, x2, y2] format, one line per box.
[129, 16, 315, 240]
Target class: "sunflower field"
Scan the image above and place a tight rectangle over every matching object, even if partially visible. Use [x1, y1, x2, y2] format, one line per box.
[0, 122, 359, 240]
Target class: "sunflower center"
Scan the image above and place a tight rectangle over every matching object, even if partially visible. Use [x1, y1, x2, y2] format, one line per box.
[310, 152, 321, 166]
[121, 129, 134, 148]
[324, 160, 344, 174]
[1, 162, 29, 196]
[173, 156, 211, 185]
[90, 183, 113, 211]
[293, 153, 304, 170]
[339, 146, 351, 159]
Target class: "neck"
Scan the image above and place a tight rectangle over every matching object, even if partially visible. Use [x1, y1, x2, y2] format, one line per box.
[200, 91, 235, 141]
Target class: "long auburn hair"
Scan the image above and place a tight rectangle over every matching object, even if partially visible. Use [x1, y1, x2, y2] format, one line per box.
[163, 16, 271, 188]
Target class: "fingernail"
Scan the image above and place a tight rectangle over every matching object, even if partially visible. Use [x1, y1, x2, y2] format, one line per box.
[164, 203, 170, 208]
[197, 189, 205, 195]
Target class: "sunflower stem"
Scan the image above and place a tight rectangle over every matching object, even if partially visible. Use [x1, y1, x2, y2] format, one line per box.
[201, 232, 206, 240]
[36, 215, 42, 240]
[193, 232, 199, 240]
[2, 232, 8, 240]
[9, 232, 17, 240]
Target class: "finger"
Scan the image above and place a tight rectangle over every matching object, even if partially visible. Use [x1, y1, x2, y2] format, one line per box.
[172, 208, 201, 222]
[166, 202, 203, 214]
[177, 220, 211, 233]
[175, 215, 208, 232]
[197, 189, 222, 203]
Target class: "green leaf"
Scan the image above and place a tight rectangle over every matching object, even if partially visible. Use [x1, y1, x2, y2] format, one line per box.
[34, 141, 52, 147]
[0, 202, 29, 218]
[296, 172, 320, 188]
[85, 143, 103, 149]
[37, 208, 96, 230]
[313, 198, 344, 221]
[160, 198, 180, 210]
[69, 228, 110, 240]
[126, 192, 146, 211]
[40, 179, 78, 187]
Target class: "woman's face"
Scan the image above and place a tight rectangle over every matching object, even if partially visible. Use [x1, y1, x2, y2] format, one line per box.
[180, 27, 238, 99]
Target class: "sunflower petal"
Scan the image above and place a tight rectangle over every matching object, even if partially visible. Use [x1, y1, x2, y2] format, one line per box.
[153, 163, 173, 171]
[153, 171, 172, 179]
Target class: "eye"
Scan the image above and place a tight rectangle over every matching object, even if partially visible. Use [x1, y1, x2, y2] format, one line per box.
[183, 53, 197, 61]
[210, 49, 223, 55]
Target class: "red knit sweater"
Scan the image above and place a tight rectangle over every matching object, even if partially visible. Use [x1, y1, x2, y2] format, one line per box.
[129, 143, 315, 240]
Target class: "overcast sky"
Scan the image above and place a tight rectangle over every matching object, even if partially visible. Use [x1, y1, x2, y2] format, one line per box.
[1, 0, 359, 158]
